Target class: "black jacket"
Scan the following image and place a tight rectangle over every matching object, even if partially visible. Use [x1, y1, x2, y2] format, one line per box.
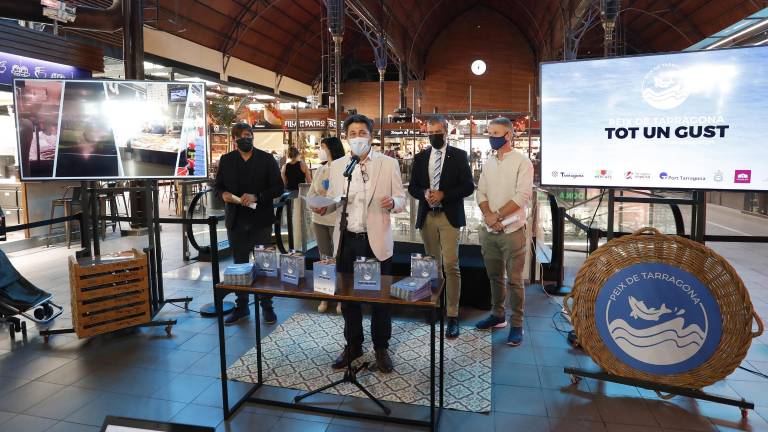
[408, 146, 474, 229]
[215, 149, 284, 230]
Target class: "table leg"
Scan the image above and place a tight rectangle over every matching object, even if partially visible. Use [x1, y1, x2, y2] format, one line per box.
[255, 297, 263, 384]
[430, 307, 436, 431]
[440, 297, 445, 409]
[99, 196, 107, 240]
[216, 290, 230, 418]
[63, 202, 71, 248]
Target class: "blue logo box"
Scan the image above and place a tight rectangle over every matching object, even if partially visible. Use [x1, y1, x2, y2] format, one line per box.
[313, 259, 337, 295]
[354, 257, 381, 291]
[280, 252, 305, 285]
[410, 253, 438, 280]
[253, 246, 278, 277]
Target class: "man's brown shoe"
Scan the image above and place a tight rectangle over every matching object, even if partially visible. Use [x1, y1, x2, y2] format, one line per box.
[331, 346, 363, 369]
[372, 349, 394, 373]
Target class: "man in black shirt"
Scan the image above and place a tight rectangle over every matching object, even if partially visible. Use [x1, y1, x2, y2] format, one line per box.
[215, 123, 284, 325]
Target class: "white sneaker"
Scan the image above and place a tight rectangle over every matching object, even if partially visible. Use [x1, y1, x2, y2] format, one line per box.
[336, 303, 342, 314]
[318, 301, 328, 313]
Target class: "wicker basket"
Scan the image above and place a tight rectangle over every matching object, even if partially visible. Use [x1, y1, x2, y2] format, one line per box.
[564, 227, 763, 389]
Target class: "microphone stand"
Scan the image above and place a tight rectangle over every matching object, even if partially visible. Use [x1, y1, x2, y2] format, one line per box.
[333, 155, 359, 266]
[294, 157, 391, 415]
[334, 171, 353, 264]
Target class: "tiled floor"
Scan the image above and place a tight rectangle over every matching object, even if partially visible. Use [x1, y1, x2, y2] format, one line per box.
[1, 203, 767, 432]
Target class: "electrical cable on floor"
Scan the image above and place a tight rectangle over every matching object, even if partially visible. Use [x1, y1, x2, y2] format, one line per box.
[737, 365, 768, 380]
[533, 250, 562, 306]
[538, 261, 555, 300]
[551, 310, 572, 338]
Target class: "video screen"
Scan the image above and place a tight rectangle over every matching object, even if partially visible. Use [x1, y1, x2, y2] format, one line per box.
[13, 79, 206, 180]
[540, 45, 768, 191]
[168, 85, 188, 103]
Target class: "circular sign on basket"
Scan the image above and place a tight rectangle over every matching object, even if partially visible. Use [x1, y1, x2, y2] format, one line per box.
[567, 227, 763, 389]
[595, 262, 722, 375]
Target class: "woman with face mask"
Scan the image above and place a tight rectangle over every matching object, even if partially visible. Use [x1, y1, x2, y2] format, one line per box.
[307, 137, 345, 313]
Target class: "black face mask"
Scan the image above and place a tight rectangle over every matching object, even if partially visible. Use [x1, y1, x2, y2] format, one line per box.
[236, 137, 253, 152]
[428, 133, 445, 149]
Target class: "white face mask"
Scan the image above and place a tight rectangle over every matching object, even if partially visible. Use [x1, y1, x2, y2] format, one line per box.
[348, 137, 371, 157]
[319, 149, 328, 162]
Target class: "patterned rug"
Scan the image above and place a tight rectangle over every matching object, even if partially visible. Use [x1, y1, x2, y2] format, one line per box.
[227, 312, 492, 413]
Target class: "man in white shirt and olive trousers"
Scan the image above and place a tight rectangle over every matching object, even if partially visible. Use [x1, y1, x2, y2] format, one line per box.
[474, 117, 533, 346]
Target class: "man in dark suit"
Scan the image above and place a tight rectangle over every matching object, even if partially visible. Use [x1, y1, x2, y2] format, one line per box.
[215, 123, 284, 325]
[408, 115, 474, 338]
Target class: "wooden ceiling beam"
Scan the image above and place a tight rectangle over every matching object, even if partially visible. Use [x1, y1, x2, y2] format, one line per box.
[623, 0, 665, 31]
[650, 0, 705, 39]
[644, 0, 758, 50]
[152, 3, 317, 79]
[190, 0, 297, 48]
[219, 0, 260, 53]
[630, 0, 705, 46]
[275, 20, 322, 80]
[150, 3, 249, 48]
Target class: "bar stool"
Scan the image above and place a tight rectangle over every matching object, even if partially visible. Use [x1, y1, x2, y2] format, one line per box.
[169, 181, 179, 213]
[47, 186, 81, 248]
[159, 180, 173, 205]
[99, 182, 129, 236]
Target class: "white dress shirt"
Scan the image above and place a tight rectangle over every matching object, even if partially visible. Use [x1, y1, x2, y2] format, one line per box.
[476, 149, 533, 233]
[325, 151, 407, 261]
[427, 146, 448, 188]
[427, 146, 448, 208]
[346, 157, 370, 233]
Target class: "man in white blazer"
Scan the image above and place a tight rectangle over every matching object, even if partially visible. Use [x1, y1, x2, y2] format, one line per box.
[311, 114, 406, 373]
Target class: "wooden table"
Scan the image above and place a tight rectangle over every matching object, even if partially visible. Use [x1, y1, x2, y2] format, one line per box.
[215, 271, 445, 431]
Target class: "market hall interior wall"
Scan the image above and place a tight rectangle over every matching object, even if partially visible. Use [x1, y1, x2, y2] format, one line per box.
[342, 7, 536, 116]
[142, 27, 312, 98]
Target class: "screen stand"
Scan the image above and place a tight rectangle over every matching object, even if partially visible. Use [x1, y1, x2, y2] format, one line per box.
[122, 181, 149, 236]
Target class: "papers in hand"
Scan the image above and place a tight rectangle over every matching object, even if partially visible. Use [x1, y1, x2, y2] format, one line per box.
[485, 214, 520, 232]
[230, 194, 257, 209]
[304, 195, 340, 209]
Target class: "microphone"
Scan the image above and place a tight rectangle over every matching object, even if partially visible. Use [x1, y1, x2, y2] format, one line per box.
[343, 155, 360, 178]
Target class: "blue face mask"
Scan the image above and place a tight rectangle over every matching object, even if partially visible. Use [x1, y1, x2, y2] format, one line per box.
[489, 135, 507, 150]
[349, 137, 371, 157]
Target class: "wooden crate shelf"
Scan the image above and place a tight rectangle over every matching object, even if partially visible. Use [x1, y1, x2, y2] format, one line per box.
[69, 249, 151, 339]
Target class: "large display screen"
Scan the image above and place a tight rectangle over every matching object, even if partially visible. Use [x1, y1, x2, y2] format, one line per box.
[540, 45, 768, 191]
[13, 79, 206, 180]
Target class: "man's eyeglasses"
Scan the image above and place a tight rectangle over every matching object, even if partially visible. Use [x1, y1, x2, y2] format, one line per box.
[360, 162, 369, 183]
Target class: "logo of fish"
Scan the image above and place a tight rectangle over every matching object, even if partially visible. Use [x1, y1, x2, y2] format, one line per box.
[594, 263, 723, 375]
[628, 296, 672, 321]
[641, 63, 690, 110]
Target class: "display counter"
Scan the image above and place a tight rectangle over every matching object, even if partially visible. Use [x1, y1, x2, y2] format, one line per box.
[118, 133, 183, 177]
